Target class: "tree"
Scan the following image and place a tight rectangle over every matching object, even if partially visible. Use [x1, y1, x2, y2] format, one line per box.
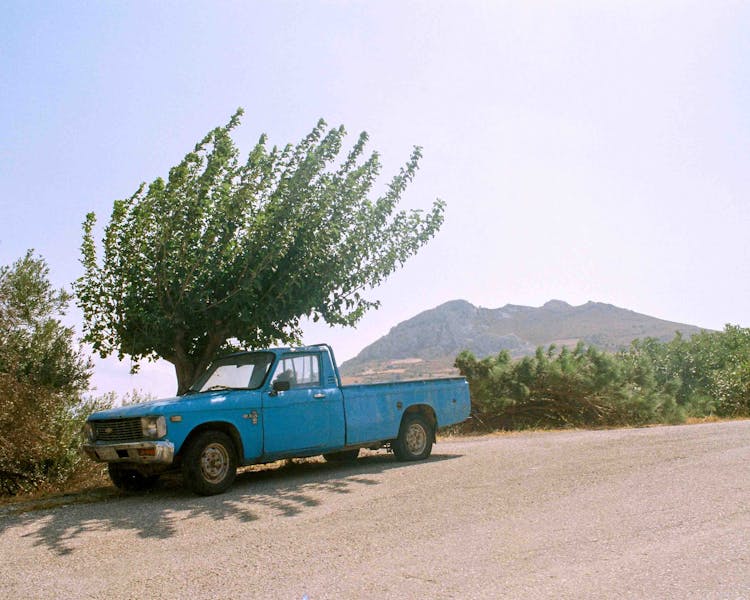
[76, 109, 445, 394]
[0, 251, 92, 495]
[661, 326, 750, 416]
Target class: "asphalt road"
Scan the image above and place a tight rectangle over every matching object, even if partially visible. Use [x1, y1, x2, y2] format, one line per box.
[1, 421, 749, 599]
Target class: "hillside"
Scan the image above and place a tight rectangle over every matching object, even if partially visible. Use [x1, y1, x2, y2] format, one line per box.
[339, 299, 707, 383]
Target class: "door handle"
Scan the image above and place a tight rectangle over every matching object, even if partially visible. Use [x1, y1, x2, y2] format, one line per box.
[313, 393, 326, 399]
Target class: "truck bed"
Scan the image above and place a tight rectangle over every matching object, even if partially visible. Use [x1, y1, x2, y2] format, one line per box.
[341, 377, 470, 446]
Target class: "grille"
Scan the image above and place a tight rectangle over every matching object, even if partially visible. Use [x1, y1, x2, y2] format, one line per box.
[92, 418, 143, 443]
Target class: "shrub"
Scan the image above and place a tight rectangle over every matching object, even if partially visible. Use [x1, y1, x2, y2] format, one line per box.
[455, 327, 750, 432]
[0, 251, 94, 495]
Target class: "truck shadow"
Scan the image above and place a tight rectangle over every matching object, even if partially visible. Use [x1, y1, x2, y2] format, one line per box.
[1, 452, 461, 555]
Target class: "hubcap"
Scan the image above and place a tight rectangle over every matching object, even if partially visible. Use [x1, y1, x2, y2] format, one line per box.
[405, 423, 427, 455]
[200, 443, 230, 483]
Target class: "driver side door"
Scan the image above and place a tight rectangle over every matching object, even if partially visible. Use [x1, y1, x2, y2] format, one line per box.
[261, 352, 344, 457]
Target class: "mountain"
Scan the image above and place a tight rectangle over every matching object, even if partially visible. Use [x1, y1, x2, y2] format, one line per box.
[339, 299, 707, 383]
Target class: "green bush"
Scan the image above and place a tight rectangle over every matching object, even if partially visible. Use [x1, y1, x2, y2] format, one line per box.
[0, 251, 95, 495]
[455, 327, 750, 432]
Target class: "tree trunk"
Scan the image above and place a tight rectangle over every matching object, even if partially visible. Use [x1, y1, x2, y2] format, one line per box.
[171, 330, 228, 395]
[173, 358, 200, 396]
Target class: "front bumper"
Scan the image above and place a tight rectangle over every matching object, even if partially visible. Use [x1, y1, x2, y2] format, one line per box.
[82, 440, 175, 465]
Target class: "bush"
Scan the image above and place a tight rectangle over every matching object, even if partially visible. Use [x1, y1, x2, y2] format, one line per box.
[455, 327, 750, 432]
[0, 251, 94, 495]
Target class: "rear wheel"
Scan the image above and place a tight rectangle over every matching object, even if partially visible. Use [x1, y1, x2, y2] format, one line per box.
[393, 413, 434, 461]
[182, 430, 238, 495]
[107, 463, 160, 492]
[323, 449, 360, 463]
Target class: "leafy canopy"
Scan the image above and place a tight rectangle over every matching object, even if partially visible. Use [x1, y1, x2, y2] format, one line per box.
[76, 109, 444, 392]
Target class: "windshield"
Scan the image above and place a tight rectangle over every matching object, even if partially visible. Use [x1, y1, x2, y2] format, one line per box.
[190, 352, 275, 393]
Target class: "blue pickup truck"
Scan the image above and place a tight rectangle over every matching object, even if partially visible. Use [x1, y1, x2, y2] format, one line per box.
[83, 344, 470, 495]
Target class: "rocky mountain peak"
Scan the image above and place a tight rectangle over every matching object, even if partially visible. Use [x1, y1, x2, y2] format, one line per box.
[340, 299, 707, 384]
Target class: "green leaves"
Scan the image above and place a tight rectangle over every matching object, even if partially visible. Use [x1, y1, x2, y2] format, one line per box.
[456, 326, 750, 431]
[1, 252, 93, 495]
[76, 109, 445, 393]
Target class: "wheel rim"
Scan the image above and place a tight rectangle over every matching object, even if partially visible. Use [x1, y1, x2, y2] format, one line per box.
[200, 442, 230, 483]
[405, 422, 428, 455]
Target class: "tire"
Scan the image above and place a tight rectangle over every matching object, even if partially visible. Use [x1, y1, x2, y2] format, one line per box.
[181, 430, 238, 496]
[393, 413, 434, 461]
[323, 449, 360, 463]
[108, 463, 160, 492]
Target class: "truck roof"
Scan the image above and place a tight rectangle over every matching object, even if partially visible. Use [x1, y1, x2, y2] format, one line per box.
[220, 344, 332, 358]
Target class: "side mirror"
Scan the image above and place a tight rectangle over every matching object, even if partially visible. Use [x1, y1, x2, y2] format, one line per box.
[272, 380, 291, 394]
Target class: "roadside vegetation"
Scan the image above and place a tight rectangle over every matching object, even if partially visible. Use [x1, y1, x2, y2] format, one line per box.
[0, 252, 102, 496]
[455, 327, 750, 431]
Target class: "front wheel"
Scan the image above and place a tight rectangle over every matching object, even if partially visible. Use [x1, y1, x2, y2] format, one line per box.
[393, 414, 434, 461]
[181, 431, 238, 495]
[108, 463, 160, 492]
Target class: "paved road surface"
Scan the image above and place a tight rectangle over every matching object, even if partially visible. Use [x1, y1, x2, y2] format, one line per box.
[1, 421, 748, 599]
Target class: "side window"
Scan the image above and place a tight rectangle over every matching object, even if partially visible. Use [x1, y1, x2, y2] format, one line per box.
[271, 354, 321, 389]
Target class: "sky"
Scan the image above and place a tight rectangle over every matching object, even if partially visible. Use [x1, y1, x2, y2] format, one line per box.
[2, 1, 749, 398]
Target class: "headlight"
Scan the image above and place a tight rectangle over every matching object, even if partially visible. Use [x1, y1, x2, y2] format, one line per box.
[141, 416, 167, 439]
[82, 421, 95, 442]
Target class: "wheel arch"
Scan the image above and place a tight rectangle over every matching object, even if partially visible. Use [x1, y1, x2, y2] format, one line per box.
[402, 404, 437, 441]
[177, 421, 244, 465]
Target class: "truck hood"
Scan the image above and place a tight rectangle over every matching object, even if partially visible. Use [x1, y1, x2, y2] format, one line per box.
[88, 390, 259, 420]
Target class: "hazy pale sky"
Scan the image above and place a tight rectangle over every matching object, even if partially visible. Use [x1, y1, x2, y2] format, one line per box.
[2, 1, 748, 398]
